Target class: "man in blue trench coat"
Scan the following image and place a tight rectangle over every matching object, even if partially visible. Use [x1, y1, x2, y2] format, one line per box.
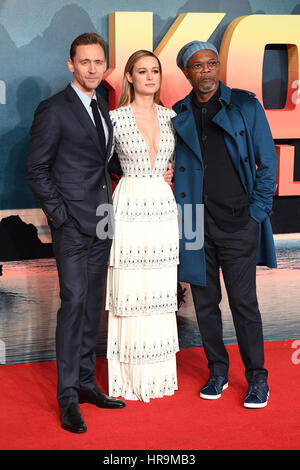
[171, 41, 278, 408]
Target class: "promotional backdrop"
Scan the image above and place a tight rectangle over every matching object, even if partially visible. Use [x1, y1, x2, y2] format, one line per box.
[0, 0, 299, 365]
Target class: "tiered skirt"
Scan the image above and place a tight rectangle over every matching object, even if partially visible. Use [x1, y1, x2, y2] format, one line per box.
[106, 176, 179, 402]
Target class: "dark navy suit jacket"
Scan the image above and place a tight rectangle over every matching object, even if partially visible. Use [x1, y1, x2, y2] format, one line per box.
[27, 84, 114, 236]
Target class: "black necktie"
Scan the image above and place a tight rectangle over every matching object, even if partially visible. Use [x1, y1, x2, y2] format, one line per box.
[90, 98, 106, 150]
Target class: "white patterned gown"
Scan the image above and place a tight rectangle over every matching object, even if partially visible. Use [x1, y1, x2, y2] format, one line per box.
[105, 104, 179, 402]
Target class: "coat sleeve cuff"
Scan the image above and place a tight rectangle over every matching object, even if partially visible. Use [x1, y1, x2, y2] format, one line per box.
[249, 202, 269, 223]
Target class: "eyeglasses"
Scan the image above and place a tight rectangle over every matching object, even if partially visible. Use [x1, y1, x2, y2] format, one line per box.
[186, 60, 219, 72]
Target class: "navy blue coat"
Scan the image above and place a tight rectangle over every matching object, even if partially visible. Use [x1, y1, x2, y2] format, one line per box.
[172, 81, 278, 286]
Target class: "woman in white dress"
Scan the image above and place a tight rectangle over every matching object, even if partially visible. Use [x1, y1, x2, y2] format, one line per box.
[105, 50, 179, 402]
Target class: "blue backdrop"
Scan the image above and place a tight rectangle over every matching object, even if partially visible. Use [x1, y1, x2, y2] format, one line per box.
[0, 0, 300, 211]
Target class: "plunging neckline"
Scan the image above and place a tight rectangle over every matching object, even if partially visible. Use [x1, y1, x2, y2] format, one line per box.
[129, 104, 161, 173]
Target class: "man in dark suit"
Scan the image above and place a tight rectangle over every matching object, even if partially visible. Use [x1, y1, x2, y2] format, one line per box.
[26, 33, 125, 433]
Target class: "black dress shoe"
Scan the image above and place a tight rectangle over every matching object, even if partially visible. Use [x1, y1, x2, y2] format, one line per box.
[60, 403, 87, 433]
[78, 386, 126, 409]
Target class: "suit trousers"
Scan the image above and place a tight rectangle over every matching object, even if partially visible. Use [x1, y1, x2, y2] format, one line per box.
[190, 210, 268, 383]
[50, 218, 112, 407]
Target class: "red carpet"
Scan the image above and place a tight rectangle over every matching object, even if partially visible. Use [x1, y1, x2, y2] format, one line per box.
[1, 340, 300, 450]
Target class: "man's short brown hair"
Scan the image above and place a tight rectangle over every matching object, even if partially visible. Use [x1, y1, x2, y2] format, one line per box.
[70, 33, 106, 60]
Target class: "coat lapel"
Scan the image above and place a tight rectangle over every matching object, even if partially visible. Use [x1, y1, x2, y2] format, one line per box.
[97, 95, 113, 160]
[65, 85, 107, 158]
[212, 105, 237, 140]
[172, 107, 203, 164]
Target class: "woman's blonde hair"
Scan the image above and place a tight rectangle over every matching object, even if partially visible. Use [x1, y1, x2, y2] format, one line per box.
[118, 50, 162, 107]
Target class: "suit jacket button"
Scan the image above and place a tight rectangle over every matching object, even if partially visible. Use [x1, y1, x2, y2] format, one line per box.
[102, 184, 107, 189]
[179, 166, 185, 172]
[180, 192, 186, 198]
[244, 157, 249, 162]
[240, 130, 245, 136]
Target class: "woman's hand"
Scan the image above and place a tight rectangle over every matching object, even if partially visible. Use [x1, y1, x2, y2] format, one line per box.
[163, 162, 174, 185]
